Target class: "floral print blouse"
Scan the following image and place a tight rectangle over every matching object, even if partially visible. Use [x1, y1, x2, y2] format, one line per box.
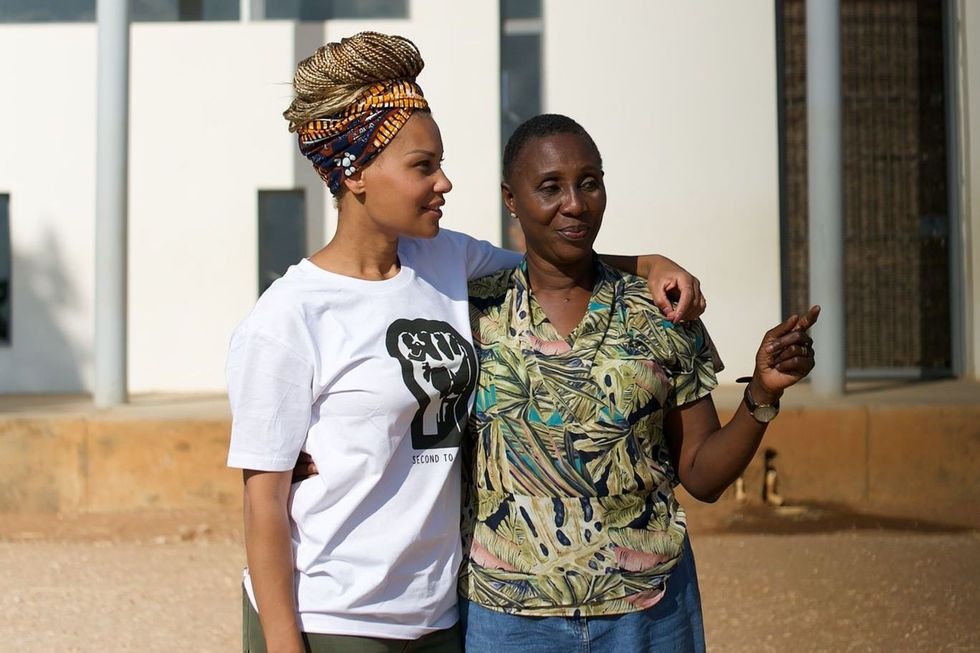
[459, 259, 721, 616]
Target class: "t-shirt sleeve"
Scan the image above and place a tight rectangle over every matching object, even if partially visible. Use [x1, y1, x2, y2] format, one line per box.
[663, 319, 722, 410]
[226, 326, 314, 471]
[442, 229, 522, 280]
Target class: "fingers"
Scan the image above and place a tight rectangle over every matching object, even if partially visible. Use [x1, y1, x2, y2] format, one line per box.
[765, 313, 800, 343]
[650, 278, 676, 320]
[291, 452, 319, 483]
[770, 342, 813, 366]
[675, 277, 705, 322]
[653, 277, 706, 324]
[670, 279, 694, 323]
[794, 305, 821, 332]
[773, 351, 815, 375]
[765, 327, 812, 354]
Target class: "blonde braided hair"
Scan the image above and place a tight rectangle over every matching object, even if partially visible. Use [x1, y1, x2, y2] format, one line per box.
[284, 31, 425, 132]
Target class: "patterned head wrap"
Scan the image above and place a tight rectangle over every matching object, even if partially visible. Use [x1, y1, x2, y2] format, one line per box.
[297, 79, 429, 196]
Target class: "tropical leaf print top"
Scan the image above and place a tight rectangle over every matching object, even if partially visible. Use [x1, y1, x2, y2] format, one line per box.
[459, 259, 721, 616]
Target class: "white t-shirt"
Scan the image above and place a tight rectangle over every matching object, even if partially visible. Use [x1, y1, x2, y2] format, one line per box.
[226, 228, 520, 640]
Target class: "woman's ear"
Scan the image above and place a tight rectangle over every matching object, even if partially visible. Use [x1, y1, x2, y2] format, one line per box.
[342, 169, 367, 197]
[501, 182, 517, 217]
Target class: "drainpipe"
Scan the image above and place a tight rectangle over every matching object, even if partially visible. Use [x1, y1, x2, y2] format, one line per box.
[806, 0, 846, 396]
[94, 0, 130, 407]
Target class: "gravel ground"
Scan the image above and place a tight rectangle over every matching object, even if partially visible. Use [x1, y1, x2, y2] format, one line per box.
[1, 508, 977, 652]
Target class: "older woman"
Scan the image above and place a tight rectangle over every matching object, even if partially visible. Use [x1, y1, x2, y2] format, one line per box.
[227, 34, 708, 653]
[459, 114, 819, 652]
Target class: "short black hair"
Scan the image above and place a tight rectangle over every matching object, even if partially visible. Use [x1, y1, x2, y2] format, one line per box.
[502, 113, 603, 183]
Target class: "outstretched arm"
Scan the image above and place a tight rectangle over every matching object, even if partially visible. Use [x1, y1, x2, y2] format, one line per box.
[664, 306, 820, 502]
[600, 254, 705, 323]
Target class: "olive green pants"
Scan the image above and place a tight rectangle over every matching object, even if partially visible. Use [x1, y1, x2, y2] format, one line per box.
[243, 589, 463, 653]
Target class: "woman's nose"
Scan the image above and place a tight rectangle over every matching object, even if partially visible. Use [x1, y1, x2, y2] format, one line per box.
[435, 169, 453, 194]
[561, 189, 585, 215]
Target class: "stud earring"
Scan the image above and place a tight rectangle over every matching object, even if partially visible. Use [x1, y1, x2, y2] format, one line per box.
[509, 212, 517, 219]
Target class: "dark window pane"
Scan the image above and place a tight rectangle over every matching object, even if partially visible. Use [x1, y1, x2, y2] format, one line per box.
[0, 194, 10, 345]
[133, 0, 238, 21]
[0, 0, 238, 22]
[500, 32, 541, 250]
[258, 190, 306, 295]
[0, 0, 95, 22]
[502, 0, 540, 19]
[265, 0, 406, 20]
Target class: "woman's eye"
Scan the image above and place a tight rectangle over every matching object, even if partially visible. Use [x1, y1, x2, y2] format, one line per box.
[415, 160, 432, 171]
[582, 179, 600, 191]
[540, 184, 560, 195]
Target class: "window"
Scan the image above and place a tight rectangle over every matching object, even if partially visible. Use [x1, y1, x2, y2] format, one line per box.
[264, 0, 407, 20]
[777, 0, 953, 376]
[258, 190, 306, 295]
[500, 0, 542, 250]
[0, 0, 406, 23]
[0, 194, 10, 345]
[0, 0, 239, 23]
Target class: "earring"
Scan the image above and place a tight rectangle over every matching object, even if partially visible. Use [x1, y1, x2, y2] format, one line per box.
[509, 212, 517, 219]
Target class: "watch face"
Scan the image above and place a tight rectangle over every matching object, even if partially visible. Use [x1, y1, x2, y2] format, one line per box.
[754, 405, 779, 422]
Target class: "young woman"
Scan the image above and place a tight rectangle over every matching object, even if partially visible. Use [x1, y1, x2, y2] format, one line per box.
[226, 33, 706, 653]
[459, 114, 819, 652]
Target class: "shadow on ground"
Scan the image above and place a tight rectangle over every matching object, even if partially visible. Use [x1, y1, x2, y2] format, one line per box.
[693, 500, 976, 536]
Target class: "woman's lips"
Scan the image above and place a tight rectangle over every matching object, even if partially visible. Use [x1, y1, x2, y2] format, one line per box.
[423, 205, 443, 218]
[557, 225, 590, 241]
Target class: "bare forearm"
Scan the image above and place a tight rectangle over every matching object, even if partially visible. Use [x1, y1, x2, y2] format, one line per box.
[680, 402, 770, 502]
[598, 253, 641, 276]
[603, 253, 678, 278]
[672, 381, 781, 502]
[244, 481, 304, 653]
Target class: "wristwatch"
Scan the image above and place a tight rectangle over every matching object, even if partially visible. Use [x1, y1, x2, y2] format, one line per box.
[743, 383, 780, 423]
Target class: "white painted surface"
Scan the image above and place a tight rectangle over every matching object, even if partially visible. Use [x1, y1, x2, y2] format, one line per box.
[0, 3, 501, 393]
[0, 0, 977, 392]
[0, 27, 97, 393]
[543, 0, 782, 382]
[127, 22, 297, 393]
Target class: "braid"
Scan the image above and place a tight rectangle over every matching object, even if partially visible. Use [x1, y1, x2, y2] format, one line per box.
[284, 32, 425, 132]
[502, 114, 602, 182]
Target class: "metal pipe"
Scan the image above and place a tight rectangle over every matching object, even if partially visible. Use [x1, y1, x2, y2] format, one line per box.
[94, 0, 130, 407]
[806, 0, 846, 396]
[241, 0, 264, 21]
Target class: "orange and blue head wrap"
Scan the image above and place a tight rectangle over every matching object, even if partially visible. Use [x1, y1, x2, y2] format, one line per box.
[297, 79, 429, 196]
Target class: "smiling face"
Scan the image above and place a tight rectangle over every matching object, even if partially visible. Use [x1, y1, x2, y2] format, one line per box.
[503, 132, 606, 268]
[346, 112, 453, 239]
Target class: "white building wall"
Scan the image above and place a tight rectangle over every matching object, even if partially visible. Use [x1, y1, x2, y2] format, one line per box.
[128, 22, 299, 393]
[0, 26, 97, 393]
[544, 0, 782, 382]
[0, 2, 502, 393]
[1, 1, 976, 393]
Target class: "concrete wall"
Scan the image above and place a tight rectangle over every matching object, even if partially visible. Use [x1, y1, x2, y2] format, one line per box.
[4, 400, 977, 513]
[543, 0, 782, 382]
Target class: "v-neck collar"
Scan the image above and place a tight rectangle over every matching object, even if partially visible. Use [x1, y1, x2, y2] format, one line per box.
[497, 258, 622, 428]
[513, 257, 618, 352]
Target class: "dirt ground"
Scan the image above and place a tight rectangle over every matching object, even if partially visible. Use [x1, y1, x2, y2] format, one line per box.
[0, 502, 977, 653]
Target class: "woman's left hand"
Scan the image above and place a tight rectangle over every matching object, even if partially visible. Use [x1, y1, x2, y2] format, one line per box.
[753, 305, 821, 397]
[646, 255, 706, 323]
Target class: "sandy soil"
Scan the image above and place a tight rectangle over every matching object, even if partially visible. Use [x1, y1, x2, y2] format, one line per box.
[1, 503, 977, 652]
